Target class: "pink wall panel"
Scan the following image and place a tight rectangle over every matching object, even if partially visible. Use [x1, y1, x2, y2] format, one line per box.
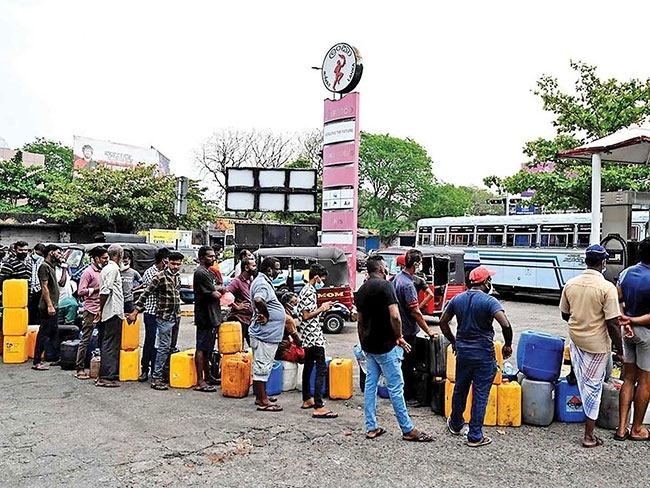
[324, 92, 359, 123]
[323, 142, 358, 167]
[322, 210, 356, 230]
[323, 165, 356, 188]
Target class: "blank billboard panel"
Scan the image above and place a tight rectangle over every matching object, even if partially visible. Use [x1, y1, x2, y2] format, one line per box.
[226, 192, 255, 211]
[227, 168, 255, 187]
[258, 170, 286, 188]
[259, 193, 285, 211]
[288, 194, 316, 212]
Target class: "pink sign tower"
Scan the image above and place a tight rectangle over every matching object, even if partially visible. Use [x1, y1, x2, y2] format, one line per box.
[319, 43, 363, 289]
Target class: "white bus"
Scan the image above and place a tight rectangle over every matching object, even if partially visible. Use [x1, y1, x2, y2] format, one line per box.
[415, 213, 649, 295]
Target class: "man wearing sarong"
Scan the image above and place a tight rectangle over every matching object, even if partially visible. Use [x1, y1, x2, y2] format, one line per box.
[560, 245, 625, 448]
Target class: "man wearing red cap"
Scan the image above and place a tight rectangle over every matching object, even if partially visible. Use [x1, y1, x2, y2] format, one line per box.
[393, 249, 437, 407]
[395, 254, 435, 312]
[439, 266, 513, 447]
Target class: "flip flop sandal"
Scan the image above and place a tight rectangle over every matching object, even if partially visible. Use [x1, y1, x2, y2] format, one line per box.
[582, 435, 604, 448]
[193, 385, 217, 392]
[257, 404, 283, 412]
[467, 436, 492, 448]
[613, 429, 629, 441]
[402, 431, 434, 442]
[300, 404, 315, 409]
[365, 427, 386, 439]
[312, 410, 338, 419]
[150, 382, 169, 391]
[95, 381, 120, 388]
[75, 372, 91, 380]
[628, 429, 650, 441]
[32, 364, 50, 371]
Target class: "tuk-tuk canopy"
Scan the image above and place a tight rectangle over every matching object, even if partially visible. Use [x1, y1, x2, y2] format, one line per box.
[255, 246, 350, 287]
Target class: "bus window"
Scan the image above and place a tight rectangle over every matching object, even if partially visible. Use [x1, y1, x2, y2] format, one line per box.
[450, 234, 471, 246]
[577, 233, 590, 247]
[507, 234, 533, 247]
[419, 234, 431, 245]
[541, 233, 573, 248]
[477, 234, 503, 246]
[433, 234, 445, 246]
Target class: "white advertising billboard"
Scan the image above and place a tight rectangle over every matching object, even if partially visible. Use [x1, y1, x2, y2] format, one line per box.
[73, 136, 170, 174]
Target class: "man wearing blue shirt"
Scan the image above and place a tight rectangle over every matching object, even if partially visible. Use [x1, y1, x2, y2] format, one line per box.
[617, 238, 650, 441]
[250, 257, 285, 412]
[439, 266, 513, 447]
[392, 249, 436, 406]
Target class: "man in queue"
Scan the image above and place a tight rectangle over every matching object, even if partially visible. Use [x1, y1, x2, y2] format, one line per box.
[128, 251, 184, 391]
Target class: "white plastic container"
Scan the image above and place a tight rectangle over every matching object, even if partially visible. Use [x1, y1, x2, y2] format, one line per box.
[280, 360, 298, 391]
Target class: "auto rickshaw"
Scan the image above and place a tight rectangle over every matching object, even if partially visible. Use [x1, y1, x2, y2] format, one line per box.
[255, 246, 356, 334]
[376, 246, 466, 319]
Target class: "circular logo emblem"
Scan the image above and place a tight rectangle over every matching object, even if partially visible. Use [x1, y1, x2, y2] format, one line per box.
[321, 43, 363, 94]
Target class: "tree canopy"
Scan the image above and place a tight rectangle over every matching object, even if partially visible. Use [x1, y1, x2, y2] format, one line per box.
[484, 61, 650, 211]
[47, 166, 216, 234]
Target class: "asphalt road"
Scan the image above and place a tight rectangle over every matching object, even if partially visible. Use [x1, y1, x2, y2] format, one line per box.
[1, 293, 649, 488]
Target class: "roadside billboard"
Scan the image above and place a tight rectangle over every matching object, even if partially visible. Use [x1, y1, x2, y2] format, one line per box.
[73, 135, 170, 174]
[138, 229, 193, 248]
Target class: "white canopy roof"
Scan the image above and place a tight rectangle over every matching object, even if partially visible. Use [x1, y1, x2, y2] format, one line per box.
[557, 127, 650, 164]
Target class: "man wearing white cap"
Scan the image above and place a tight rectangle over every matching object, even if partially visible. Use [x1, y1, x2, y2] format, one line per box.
[560, 244, 625, 447]
[439, 266, 513, 447]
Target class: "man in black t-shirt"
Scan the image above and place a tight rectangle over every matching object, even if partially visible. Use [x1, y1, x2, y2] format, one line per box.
[355, 255, 433, 442]
[193, 246, 226, 392]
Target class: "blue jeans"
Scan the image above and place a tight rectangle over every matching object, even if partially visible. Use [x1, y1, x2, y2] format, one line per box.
[364, 346, 414, 434]
[141, 313, 158, 373]
[450, 356, 496, 443]
[152, 318, 175, 381]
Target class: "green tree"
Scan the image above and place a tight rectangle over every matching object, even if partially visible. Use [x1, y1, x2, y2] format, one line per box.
[47, 166, 216, 234]
[411, 184, 473, 219]
[21, 137, 74, 211]
[0, 151, 41, 211]
[358, 132, 436, 244]
[484, 61, 650, 211]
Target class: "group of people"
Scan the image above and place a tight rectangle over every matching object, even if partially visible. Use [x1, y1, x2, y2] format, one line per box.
[239, 255, 339, 419]
[9, 236, 650, 447]
[356, 251, 513, 445]
[560, 240, 650, 448]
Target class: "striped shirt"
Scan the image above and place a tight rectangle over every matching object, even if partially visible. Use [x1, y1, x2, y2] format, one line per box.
[135, 269, 180, 322]
[1, 256, 33, 282]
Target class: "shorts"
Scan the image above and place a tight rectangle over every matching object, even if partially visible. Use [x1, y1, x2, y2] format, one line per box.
[622, 325, 650, 372]
[250, 336, 279, 382]
[196, 327, 218, 353]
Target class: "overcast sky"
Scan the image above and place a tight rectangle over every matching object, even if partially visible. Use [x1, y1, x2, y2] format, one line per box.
[2, 0, 650, 188]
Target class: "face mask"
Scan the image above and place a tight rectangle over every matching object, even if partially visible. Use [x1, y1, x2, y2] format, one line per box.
[16, 252, 28, 261]
[602, 266, 607, 274]
[315, 281, 324, 290]
[486, 281, 494, 295]
[291, 306, 299, 317]
[168, 269, 180, 276]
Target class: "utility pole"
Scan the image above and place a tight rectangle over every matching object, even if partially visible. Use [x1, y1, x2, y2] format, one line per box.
[174, 176, 189, 249]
